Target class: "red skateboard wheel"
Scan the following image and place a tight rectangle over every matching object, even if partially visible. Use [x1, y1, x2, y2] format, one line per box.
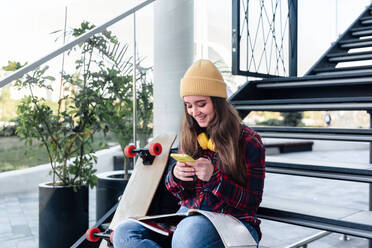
[149, 142, 162, 156]
[124, 145, 137, 157]
[86, 227, 100, 242]
[110, 231, 114, 244]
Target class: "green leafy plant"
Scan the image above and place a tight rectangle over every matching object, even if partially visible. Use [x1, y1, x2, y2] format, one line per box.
[256, 118, 283, 126]
[1, 61, 28, 122]
[0, 122, 17, 136]
[15, 65, 100, 189]
[68, 21, 153, 148]
[281, 112, 303, 127]
[12, 21, 153, 188]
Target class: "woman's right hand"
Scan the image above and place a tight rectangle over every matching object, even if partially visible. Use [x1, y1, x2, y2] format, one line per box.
[173, 162, 195, 181]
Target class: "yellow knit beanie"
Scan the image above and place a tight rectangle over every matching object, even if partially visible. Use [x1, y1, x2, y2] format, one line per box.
[180, 59, 227, 99]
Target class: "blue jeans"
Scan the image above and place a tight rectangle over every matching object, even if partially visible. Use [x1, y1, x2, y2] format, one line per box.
[113, 207, 259, 248]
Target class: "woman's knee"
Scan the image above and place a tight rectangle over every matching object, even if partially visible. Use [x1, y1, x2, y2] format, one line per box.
[172, 215, 223, 248]
[115, 221, 144, 236]
[113, 221, 145, 246]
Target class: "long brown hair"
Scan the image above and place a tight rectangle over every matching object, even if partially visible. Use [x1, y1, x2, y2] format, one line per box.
[180, 97, 246, 185]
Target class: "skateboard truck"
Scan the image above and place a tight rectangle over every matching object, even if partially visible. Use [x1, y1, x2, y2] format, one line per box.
[86, 227, 114, 247]
[124, 143, 162, 165]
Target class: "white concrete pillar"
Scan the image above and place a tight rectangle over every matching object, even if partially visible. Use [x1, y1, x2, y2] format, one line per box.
[195, 0, 208, 59]
[153, 0, 194, 139]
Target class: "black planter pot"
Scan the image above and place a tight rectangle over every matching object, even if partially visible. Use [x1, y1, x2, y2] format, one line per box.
[113, 155, 134, 171]
[96, 170, 131, 221]
[39, 182, 88, 248]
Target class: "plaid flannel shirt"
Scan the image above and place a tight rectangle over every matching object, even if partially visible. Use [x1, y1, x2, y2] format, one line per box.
[165, 124, 265, 240]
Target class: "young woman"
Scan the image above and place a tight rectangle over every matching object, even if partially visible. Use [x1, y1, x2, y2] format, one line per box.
[113, 59, 265, 248]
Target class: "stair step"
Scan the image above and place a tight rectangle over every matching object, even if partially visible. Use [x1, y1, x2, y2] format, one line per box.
[327, 51, 372, 62]
[351, 26, 372, 32]
[251, 127, 372, 142]
[339, 37, 372, 44]
[360, 16, 372, 25]
[255, 71, 372, 83]
[230, 74, 372, 112]
[234, 102, 372, 111]
[232, 96, 372, 105]
[255, 75, 372, 89]
[266, 156, 372, 182]
[362, 19, 372, 25]
[313, 65, 372, 73]
[259, 196, 372, 240]
[266, 166, 372, 183]
[339, 37, 372, 49]
[315, 70, 372, 76]
[351, 26, 372, 36]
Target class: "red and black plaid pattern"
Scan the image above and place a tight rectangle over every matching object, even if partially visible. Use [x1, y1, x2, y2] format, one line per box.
[165, 125, 265, 240]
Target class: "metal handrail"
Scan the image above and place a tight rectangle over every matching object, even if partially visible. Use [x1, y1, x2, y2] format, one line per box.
[0, 0, 155, 89]
[284, 231, 330, 248]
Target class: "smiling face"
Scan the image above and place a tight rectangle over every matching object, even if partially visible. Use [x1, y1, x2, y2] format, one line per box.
[183, 96, 215, 128]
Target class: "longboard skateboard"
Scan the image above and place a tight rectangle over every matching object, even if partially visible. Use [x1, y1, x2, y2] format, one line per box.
[96, 133, 177, 247]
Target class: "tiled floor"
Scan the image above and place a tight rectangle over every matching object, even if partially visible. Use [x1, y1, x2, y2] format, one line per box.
[0, 189, 97, 248]
[0, 147, 370, 248]
[0, 192, 39, 248]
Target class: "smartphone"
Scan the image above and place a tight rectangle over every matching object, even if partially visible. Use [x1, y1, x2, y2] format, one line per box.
[170, 153, 195, 163]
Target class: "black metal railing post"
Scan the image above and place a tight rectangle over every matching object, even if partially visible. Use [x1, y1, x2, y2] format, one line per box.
[232, 0, 240, 75]
[369, 110, 372, 248]
[288, 0, 298, 77]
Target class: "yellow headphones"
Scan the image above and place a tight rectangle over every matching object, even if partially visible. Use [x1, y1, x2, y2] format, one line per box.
[197, 133, 215, 152]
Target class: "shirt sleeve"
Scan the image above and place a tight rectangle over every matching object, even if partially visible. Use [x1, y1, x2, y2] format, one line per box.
[165, 158, 194, 200]
[204, 133, 265, 211]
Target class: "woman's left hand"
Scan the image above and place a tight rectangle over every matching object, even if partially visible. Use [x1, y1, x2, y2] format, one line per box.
[186, 157, 214, 182]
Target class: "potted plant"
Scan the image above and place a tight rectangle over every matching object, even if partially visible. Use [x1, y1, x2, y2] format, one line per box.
[12, 21, 150, 247]
[64, 21, 154, 222]
[94, 63, 154, 220]
[14, 64, 99, 248]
